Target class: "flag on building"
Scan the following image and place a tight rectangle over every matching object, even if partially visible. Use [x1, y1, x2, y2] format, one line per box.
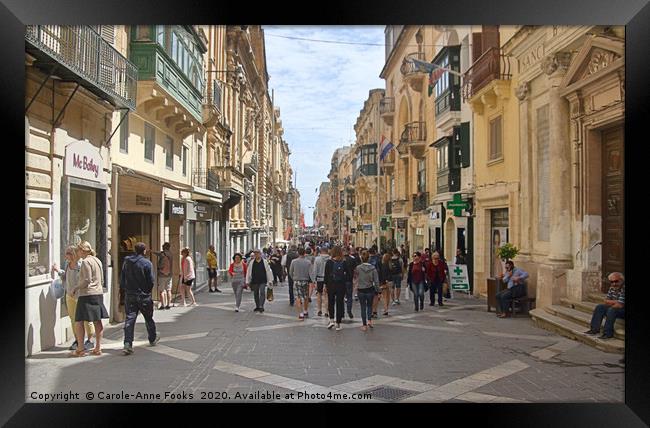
[407, 57, 436, 74]
[379, 135, 394, 162]
[428, 66, 447, 96]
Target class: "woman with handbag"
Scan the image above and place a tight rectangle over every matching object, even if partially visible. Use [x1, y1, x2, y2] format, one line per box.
[180, 248, 198, 306]
[228, 253, 247, 312]
[70, 241, 108, 356]
[353, 250, 379, 331]
[407, 252, 427, 312]
[51, 246, 95, 351]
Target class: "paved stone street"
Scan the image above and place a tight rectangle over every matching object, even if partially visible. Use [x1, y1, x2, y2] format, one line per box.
[26, 282, 624, 403]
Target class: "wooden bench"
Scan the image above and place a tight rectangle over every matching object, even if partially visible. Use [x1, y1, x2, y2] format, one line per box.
[510, 296, 536, 317]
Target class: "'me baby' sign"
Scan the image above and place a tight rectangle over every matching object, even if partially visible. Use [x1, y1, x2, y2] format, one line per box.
[65, 140, 103, 182]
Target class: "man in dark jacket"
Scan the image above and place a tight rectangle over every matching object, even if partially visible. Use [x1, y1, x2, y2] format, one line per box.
[343, 246, 361, 319]
[285, 245, 299, 306]
[120, 242, 160, 355]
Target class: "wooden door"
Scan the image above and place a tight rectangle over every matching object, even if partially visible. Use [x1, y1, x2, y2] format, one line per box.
[601, 126, 624, 291]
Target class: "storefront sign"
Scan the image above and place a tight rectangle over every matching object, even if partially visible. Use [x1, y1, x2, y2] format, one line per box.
[448, 264, 470, 292]
[194, 204, 207, 214]
[363, 224, 372, 231]
[64, 140, 103, 182]
[118, 175, 162, 214]
[170, 201, 186, 218]
[395, 219, 407, 229]
[446, 194, 470, 216]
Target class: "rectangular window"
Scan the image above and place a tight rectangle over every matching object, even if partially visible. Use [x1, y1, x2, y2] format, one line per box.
[417, 159, 426, 193]
[165, 136, 173, 170]
[119, 111, 129, 153]
[182, 146, 188, 176]
[156, 25, 165, 47]
[536, 105, 550, 241]
[27, 204, 51, 282]
[489, 116, 502, 161]
[197, 145, 202, 170]
[171, 32, 178, 63]
[144, 123, 155, 162]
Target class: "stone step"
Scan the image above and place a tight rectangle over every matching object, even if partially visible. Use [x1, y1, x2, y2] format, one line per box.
[560, 298, 626, 328]
[529, 308, 624, 354]
[546, 304, 624, 340]
[585, 292, 607, 304]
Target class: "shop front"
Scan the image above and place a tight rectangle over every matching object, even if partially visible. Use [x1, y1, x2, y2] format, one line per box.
[186, 202, 211, 288]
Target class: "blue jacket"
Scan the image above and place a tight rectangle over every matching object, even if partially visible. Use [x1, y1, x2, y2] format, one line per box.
[120, 254, 155, 294]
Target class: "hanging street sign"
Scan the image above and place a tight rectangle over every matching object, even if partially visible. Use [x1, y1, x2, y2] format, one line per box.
[448, 264, 470, 291]
[446, 193, 470, 216]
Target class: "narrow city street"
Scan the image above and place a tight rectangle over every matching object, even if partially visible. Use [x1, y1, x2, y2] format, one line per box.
[27, 283, 623, 403]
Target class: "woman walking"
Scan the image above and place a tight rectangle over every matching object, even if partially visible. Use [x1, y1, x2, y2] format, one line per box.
[407, 252, 427, 312]
[379, 253, 393, 316]
[180, 247, 198, 306]
[324, 246, 351, 331]
[51, 246, 95, 351]
[70, 241, 108, 356]
[207, 245, 221, 293]
[354, 250, 379, 331]
[228, 253, 247, 312]
[427, 251, 447, 307]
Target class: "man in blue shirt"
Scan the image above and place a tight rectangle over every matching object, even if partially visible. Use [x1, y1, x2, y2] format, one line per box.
[496, 260, 529, 318]
[585, 272, 625, 339]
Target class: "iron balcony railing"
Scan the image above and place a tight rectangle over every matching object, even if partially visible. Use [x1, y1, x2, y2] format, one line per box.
[400, 51, 426, 76]
[379, 97, 395, 116]
[462, 47, 512, 101]
[412, 192, 429, 212]
[192, 168, 220, 192]
[26, 25, 137, 110]
[204, 79, 223, 112]
[400, 121, 427, 145]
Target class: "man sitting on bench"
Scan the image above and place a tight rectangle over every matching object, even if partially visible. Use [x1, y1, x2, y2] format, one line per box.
[496, 260, 529, 318]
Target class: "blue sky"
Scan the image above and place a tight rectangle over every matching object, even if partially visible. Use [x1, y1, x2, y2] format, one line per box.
[263, 26, 385, 226]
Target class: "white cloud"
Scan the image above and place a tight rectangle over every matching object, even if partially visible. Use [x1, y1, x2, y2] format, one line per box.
[264, 26, 385, 225]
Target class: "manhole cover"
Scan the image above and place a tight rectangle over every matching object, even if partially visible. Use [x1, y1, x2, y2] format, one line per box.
[359, 386, 416, 402]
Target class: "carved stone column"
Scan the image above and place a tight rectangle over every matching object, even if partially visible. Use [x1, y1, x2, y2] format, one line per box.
[515, 81, 532, 259]
[542, 52, 573, 264]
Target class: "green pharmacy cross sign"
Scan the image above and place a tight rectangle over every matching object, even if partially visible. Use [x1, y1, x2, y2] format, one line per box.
[446, 194, 470, 217]
[380, 216, 391, 231]
[454, 266, 463, 275]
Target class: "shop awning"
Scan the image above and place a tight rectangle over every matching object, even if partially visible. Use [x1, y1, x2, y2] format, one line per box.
[191, 187, 223, 205]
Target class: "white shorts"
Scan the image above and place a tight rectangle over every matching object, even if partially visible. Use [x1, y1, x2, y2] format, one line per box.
[157, 276, 172, 291]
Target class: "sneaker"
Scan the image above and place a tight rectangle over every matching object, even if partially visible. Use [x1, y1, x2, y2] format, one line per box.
[69, 340, 78, 351]
[396, 300, 401, 305]
[260, 308, 265, 313]
[317, 311, 323, 317]
[215, 288, 222, 293]
[209, 289, 214, 293]
[84, 340, 94, 351]
[165, 305, 171, 310]
[383, 311, 389, 316]
[392, 301, 397, 306]
[584, 329, 599, 335]
[439, 302, 444, 307]
[347, 312, 354, 319]
[149, 334, 160, 346]
[123, 343, 134, 355]
[327, 321, 335, 329]
[299, 313, 305, 320]
[335, 324, 342, 331]
[235, 307, 239, 312]
[303, 312, 309, 318]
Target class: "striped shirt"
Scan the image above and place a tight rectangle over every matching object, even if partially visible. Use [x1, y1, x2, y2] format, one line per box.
[606, 286, 625, 304]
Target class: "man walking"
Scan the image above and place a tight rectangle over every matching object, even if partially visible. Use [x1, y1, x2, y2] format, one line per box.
[121, 242, 160, 355]
[155, 243, 173, 309]
[313, 247, 330, 317]
[289, 248, 315, 320]
[245, 249, 274, 313]
[285, 245, 299, 306]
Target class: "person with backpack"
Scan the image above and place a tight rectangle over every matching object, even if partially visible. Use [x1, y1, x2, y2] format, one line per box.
[407, 251, 427, 312]
[389, 248, 404, 305]
[154, 243, 174, 309]
[343, 246, 360, 320]
[285, 245, 299, 307]
[324, 246, 351, 331]
[354, 250, 380, 331]
[312, 247, 330, 317]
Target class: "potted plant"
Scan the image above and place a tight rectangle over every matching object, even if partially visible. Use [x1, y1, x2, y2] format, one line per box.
[496, 243, 519, 263]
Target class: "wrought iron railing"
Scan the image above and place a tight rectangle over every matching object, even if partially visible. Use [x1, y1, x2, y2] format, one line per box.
[379, 97, 395, 116]
[462, 47, 512, 101]
[400, 121, 427, 145]
[193, 168, 220, 192]
[412, 192, 429, 212]
[400, 51, 426, 76]
[204, 79, 223, 112]
[26, 25, 137, 110]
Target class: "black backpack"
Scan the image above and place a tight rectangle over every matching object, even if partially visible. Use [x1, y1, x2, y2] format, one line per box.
[332, 260, 347, 283]
[390, 258, 402, 275]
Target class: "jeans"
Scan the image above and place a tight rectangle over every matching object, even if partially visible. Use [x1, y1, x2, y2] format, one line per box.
[231, 280, 244, 307]
[123, 293, 157, 345]
[358, 291, 374, 325]
[411, 282, 425, 310]
[250, 283, 267, 309]
[429, 280, 443, 305]
[345, 282, 354, 315]
[496, 285, 526, 313]
[287, 275, 295, 306]
[327, 282, 346, 323]
[590, 304, 625, 337]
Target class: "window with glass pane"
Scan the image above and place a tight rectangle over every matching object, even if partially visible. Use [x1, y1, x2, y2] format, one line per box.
[183, 146, 188, 176]
[119, 111, 129, 153]
[156, 25, 165, 46]
[489, 116, 502, 160]
[145, 123, 155, 162]
[28, 205, 51, 279]
[417, 159, 426, 193]
[171, 32, 178, 63]
[165, 136, 173, 170]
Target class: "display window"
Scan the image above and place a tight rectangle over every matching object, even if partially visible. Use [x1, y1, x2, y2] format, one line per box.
[69, 186, 97, 249]
[187, 220, 210, 287]
[27, 203, 52, 283]
[118, 213, 158, 293]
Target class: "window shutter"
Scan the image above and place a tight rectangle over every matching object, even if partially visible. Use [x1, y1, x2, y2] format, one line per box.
[451, 127, 461, 169]
[471, 32, 483, 63]
[495, 116, 502, 158]
[481, 25, 500, 51]
[100, 25, 115, 45]
[460, 121, 470, 168]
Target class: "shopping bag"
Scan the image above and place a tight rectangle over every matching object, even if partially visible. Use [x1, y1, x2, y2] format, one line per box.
[266, 286, 274, 301]
[51, 278, 65, 299]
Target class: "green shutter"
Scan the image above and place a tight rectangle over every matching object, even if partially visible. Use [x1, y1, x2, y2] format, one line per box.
[460, 121, 470, 168]
[451, 127, 461, 169]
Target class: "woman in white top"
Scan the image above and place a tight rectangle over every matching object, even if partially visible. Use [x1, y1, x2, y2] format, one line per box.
[180, 247, 198, 306]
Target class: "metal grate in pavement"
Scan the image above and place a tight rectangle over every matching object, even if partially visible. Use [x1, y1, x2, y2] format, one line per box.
[359, 386, 417, 402]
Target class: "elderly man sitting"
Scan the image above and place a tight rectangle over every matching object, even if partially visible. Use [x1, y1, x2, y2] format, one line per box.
[496, 260, 529, 318]
[585, 272, 625, 340]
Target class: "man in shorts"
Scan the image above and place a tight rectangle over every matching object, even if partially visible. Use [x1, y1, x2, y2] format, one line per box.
[312, 246, 330, 317]
[289, 248, 315, 319]
[155, 242, 173, 309]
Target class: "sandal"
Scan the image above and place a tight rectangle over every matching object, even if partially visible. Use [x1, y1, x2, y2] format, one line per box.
[90, 349, 102, 356]
[70, 349, 86, 357]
